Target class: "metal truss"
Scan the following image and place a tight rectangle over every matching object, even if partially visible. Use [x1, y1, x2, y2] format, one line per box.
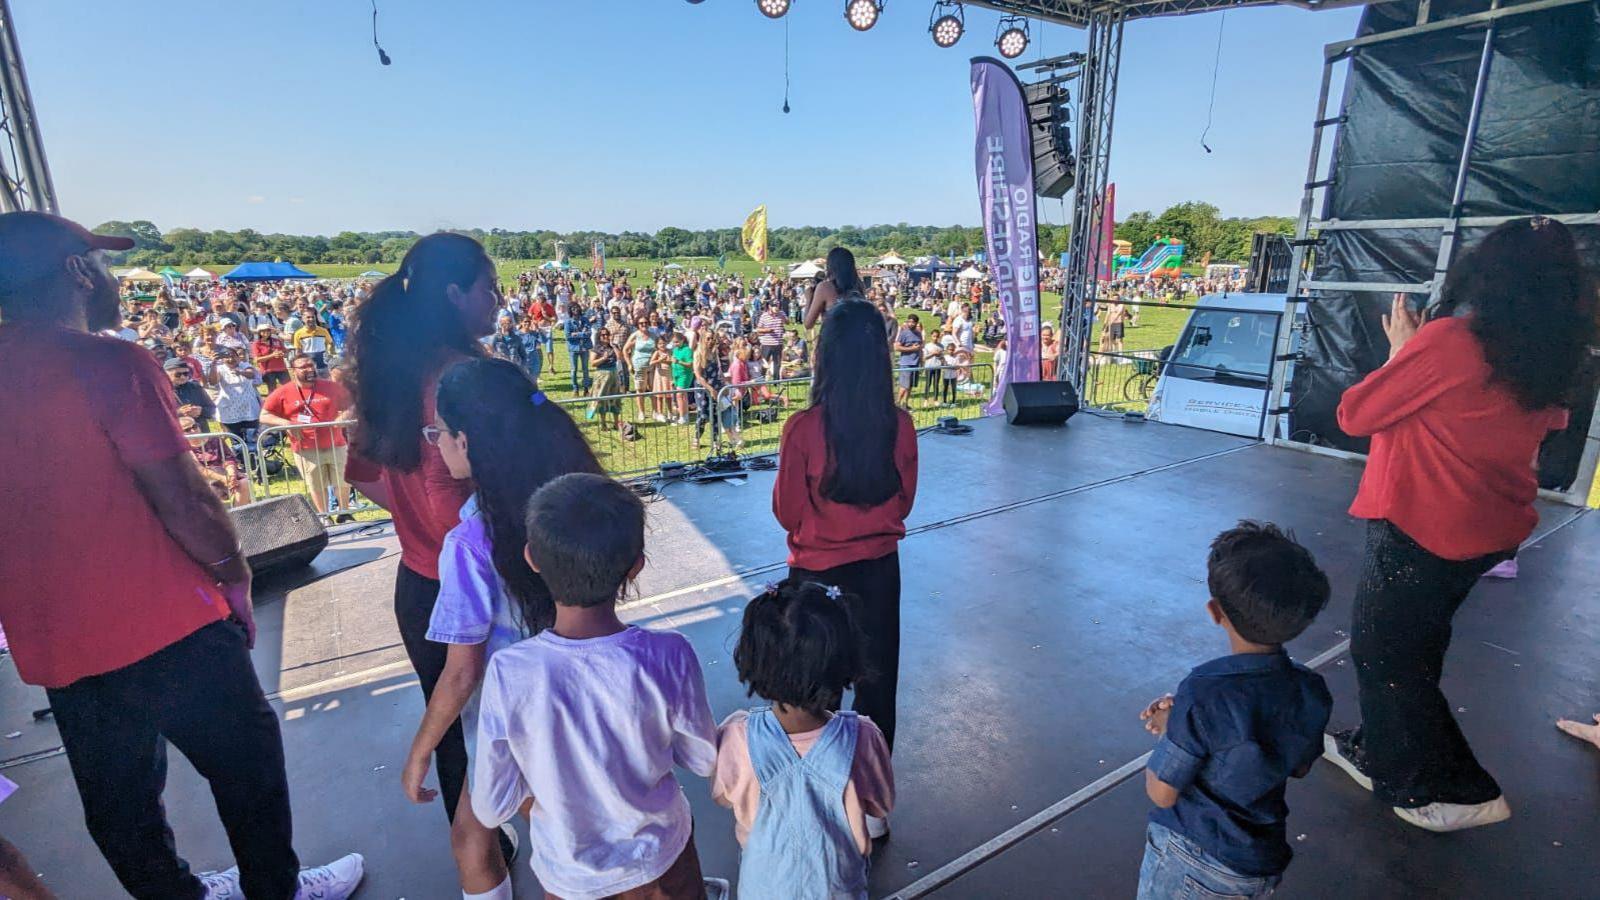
[1056, 9, 1123, 390]
[967, 0, 1363, 29]
[0, 0, 56, 213]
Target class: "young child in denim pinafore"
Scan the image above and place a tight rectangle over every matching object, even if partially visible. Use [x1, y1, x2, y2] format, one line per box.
[713, 580, 894, 900]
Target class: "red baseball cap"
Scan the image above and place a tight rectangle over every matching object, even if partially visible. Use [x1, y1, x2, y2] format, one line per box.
[0, 211, 135, 296]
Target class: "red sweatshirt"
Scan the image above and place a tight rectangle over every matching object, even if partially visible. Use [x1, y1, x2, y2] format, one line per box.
[773, 406, 919, 571]
[1337, 316, 1567, 561]
[344, 368, 473, 580]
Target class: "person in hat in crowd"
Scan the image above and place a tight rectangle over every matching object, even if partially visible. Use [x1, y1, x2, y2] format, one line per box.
[252, 321, 291, 389]
[164, 354, 217, 434]
[0, 210, 365, 899]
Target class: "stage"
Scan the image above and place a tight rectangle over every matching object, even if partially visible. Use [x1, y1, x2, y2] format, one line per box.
[1, 413, 1595, 898]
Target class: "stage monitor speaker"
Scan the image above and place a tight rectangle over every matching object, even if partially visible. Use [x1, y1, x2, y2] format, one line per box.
[1004, 380, 1079, 426]
[229, 495, 329, 575]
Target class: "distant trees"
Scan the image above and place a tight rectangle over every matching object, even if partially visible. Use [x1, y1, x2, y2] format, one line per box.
[89, 202, 1293, 268]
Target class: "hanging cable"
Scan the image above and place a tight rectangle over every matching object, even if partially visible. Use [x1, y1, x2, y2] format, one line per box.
[781, 15, 792, 113]
[1199, 11, 1225, 153]
[371, 0, 392, 65]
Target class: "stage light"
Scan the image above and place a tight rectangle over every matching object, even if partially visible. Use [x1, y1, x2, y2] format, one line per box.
[929, 1, 964, 47]
[995, 15, 1029, 59]
[757, 0, 792, 17]
[845, 0, 884, 30]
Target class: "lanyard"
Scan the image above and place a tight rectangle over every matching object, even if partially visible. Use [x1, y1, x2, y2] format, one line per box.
[294, 383, 319, 413]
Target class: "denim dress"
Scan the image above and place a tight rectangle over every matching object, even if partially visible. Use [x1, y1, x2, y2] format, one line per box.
[738, 709, 868, 900]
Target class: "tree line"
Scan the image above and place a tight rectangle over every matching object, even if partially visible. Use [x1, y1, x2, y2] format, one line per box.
[92, 202, 1292, 268]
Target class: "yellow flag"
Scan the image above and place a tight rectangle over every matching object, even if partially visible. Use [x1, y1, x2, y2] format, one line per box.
[741, 205, 769, 262]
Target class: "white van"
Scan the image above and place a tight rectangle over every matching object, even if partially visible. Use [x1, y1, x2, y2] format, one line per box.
[1145, 293, 1291, 439]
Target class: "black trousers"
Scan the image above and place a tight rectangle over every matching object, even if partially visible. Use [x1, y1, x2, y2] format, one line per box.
[761, 343, 782, 373]
[393, 563, 469, 823]
[1349, 520, 1507, 808]
[46, 620, 299, 900]
[791, 551, 902, 750]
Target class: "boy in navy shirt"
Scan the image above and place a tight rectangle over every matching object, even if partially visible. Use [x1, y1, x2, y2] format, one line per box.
[1137, 522, 1332, 899]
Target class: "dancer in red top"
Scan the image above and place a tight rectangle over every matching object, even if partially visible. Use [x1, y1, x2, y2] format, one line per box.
[341, 233, 506, 857]
[775, 298, 918, 763]
[1323, 218, 1596, 832]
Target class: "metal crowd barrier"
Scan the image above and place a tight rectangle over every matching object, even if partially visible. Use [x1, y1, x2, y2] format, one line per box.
[552, 386, 713, 479]
[253, 421, 386, 522]
[185, 431, 255, 508]
[712, 363, 996, 456]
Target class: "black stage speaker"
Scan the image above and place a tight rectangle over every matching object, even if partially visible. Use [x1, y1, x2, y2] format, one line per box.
[229, 495, 329, 574]
[1003, 380, 1079, 426]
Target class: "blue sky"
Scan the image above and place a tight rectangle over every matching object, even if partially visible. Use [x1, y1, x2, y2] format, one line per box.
[14, 1, 1358, 234]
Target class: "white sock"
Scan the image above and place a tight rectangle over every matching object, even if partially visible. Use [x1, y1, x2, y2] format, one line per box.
[463, 875, 513, 900]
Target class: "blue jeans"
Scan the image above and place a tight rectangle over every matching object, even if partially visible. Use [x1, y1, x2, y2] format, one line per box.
[568, 350, 590, 391]
[525, 348, 543, 384]
[1137, 822, 1279, 900]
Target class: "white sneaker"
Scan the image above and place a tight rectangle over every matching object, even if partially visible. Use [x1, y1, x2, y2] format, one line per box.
[1393, 797, 1511, 832]
[704, 876, 732, 900]
[866, 814, 890, 840]
[200, 868, 242, 900]
[1322, 732, 1373, 792]
[294, 852, 365, 900]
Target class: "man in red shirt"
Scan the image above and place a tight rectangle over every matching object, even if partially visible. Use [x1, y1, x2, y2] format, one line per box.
[252, 322, 290, 389]
[260, 356, 354, 515]
[0, 212, 363, 899]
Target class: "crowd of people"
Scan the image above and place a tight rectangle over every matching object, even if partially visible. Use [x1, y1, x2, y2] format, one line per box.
[0, 211, 1596, 900]
[95, 247, 1004, 509]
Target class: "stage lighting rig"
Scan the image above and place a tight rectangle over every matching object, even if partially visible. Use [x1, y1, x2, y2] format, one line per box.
[929, 1, 964, 48]
[846, 0, 885, 30]
[757, 0, 793, 17]
[995, 15, 1029, 59]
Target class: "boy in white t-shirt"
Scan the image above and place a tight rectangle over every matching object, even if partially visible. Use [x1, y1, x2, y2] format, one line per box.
[471, 473, 719, 900]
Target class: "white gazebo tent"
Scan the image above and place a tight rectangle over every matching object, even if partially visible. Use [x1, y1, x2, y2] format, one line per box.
[876, 253, 909, 267]
[788, 260, 823, 280]
[956, 266, 986, 281]
[117, 267, 162, 281]
[183, 267, 215, 280]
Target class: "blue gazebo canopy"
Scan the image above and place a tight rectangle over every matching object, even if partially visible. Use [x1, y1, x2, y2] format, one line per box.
[221, 261, 318, 282]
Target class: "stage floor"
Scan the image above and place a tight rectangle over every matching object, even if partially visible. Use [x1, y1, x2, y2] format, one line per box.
[2, 414, 1595, 899]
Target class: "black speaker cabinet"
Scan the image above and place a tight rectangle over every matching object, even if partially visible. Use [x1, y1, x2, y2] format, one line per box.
[1003, 380, 1079, 426]
[229, 494, 329, 575]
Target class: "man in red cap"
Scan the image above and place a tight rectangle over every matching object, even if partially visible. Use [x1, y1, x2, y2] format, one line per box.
[0, 212, 364, 899]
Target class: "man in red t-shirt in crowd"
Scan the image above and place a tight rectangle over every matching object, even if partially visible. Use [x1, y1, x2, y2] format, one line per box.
[252, 322, 290, 389]
[0, 212, 364, 899]
[260, 356, 353, 515]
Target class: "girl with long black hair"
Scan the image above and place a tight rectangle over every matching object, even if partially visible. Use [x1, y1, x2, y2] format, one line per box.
[401, 358, 603, 900]
[342, 233, 501, 842]
[774, 299, 919, 780]
[1323, 217, 1597, 832]
[802, 247, 868, 330]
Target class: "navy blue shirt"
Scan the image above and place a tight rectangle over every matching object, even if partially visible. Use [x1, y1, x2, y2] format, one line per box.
[1148, 650, 1331, 877]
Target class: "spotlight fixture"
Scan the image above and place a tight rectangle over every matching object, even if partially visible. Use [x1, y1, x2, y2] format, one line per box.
[928, 1, 964, 48]
[995, 15, 1029, 59]
[845, 0, 884, 30]
[757, 0, 792, 17]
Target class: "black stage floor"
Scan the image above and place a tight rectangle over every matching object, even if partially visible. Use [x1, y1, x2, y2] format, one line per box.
[2, 414, 1595, 899]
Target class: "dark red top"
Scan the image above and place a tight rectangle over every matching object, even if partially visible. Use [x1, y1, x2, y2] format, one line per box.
[1338, 316, 1567, 561]
[252, 337, 288, 373]
[774, 406, 918, 571]
[0, 324, 228, 687]
[344, 366, 473, 581]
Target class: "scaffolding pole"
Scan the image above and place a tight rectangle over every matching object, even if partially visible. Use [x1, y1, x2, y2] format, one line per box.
[1057, 10, 1124, 391]
[0, 0, 56, 214]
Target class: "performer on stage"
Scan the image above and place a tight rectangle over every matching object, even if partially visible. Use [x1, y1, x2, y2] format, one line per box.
[0, 211, 363, 899]
[775, 298, 919, 791]
[342, 233, 507, 853]
[1323, 217, 1595, 832]
[802, 247, 868, 330]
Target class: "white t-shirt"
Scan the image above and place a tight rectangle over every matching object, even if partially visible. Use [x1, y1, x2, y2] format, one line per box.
[472, 626, 717, 900]
[214, 364, 263, 424]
